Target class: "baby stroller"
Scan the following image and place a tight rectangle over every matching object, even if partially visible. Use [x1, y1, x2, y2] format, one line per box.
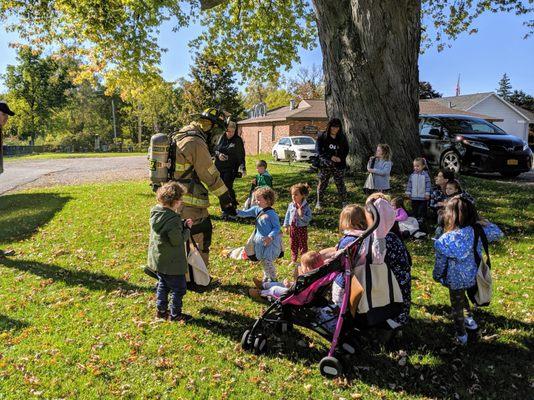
[241, 204, 383, 378]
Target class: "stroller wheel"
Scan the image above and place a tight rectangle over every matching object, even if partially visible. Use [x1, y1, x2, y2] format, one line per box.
[253, 335, 267, 354]
[319, 356, 343, 378]
[241, 330, 252, 351]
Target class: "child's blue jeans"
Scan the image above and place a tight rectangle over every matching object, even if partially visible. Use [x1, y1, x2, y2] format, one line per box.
[156, 273, 187, 317]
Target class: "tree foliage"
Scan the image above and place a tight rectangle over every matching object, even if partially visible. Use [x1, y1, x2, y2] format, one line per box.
[287, 65, 324, 101]
[508, 90, 534, 112]
[3, 47, 74, 143]
[1, 1, 531, 84]
[496, 73, 513, 100]
[419, 81, 443, 99]
[179, 52, 244, 120]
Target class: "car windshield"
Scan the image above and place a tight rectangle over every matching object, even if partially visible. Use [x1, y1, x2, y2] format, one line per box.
[292, 137, 315, 145]
[441, 118, 505, 135]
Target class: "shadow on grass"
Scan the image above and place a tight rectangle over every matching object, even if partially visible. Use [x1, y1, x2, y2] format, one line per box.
[0, 314, 29, 332]
[0, 258, 150, 293]
[192, 303, 532, 398]
[0, 192, 71, 244]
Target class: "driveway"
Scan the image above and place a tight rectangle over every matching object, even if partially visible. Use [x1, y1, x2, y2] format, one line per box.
[0, 156, 147, 195]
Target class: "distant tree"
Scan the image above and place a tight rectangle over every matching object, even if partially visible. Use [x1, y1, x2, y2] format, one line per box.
[419, 81, 442, 99]
[288, 65, 324, 101]
[496, 73, 512, 100]
[180, 52, 244, 121]
[3, 47, 74, 144]
[508, 90, 534, 112]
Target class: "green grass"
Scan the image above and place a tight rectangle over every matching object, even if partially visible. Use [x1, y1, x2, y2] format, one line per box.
[5, 152, 146, 162]
[0, 157, 532, 399]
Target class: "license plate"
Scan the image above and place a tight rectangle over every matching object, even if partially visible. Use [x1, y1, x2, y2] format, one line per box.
[507, 159, 518, 165]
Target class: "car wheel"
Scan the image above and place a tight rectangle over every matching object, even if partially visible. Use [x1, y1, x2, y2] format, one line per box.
[500, 171, 521, 178]
[273, 151, 279, 161]
[441, 151, 461, 173]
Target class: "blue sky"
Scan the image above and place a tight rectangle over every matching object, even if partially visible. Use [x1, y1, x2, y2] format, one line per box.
[1, 10, 533, 96]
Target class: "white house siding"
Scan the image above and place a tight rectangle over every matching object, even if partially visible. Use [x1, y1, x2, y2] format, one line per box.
[469, 95, 528, 141]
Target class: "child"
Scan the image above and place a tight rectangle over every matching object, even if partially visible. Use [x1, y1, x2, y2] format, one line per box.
[392, 196, 424, 239]
[433, 196, 503, 345]
[283, 183, 312, 273]
[237, 187, 282, 282]
[147, 182, 194, 322]
[248, 251, 324, 300]
[364, 143, 393, 194]
[243, 160, 273, 209]
[434, 180, 473, 240]
[405, 157, 431, 226]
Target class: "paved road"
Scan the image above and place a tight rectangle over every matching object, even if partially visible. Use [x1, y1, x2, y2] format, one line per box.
[0, 156, 147, 195]
[0, 155, 532, 195]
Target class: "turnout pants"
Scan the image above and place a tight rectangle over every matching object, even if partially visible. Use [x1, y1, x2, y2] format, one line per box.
[317, 165, 347, 205]
[182, 206, 212, 267]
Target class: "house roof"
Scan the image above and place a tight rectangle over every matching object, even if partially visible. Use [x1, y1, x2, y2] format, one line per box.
[238, 99, 327, 125]
[239, 97, 503, 125]
[436, 92, 534, 123]
[419, 99, 503, 121]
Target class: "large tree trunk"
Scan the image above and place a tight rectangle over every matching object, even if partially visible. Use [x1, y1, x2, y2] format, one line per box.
[312, 0, 421, 172]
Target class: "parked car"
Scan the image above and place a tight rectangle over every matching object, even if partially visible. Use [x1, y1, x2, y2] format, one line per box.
[419, 114, 533, 177]
[272, 136, 317, 162]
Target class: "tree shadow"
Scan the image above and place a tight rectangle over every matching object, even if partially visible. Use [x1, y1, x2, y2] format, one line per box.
[0, 192, 71, 244]
[0, 258, 151, 293]
[0, 314, 29, 332]
[216, 283, 250, 296]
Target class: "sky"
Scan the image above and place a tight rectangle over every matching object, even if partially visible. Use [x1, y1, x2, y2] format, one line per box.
[1, 10, 533, 96]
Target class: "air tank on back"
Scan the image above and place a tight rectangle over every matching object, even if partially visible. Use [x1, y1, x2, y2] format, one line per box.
[148, 133, 171, 189]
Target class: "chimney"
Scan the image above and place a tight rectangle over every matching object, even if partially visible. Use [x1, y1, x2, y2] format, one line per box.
[448, 101, 453, 109]
[289, 99, 296, 110]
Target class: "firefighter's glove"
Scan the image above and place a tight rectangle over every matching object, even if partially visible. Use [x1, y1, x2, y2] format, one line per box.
[218, 192, 234, 210]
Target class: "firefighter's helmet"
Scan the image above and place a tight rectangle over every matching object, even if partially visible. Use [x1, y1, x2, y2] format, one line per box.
[199, 107, 227, 130]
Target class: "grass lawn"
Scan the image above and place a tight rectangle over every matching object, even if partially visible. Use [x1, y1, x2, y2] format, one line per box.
[0, 157, 532, 399]
[5, 152, 146, 162]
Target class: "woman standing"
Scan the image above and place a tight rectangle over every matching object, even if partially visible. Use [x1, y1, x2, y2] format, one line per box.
[214, 120, 246, 217]
[315, 118, 349, 210]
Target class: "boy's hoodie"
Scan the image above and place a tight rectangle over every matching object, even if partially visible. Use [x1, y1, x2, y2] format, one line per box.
[147, 205, 190, 275]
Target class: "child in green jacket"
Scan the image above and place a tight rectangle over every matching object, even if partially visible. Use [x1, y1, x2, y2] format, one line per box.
[148, 182, 193, 322]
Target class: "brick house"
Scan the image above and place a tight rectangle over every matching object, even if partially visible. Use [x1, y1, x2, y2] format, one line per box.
[237, 99, 328, 155]
[238, 98, 502, 156]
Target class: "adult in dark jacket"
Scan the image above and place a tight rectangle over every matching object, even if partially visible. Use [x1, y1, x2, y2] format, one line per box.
[214, 120, 246, 213]
[315, 118, 349, 209]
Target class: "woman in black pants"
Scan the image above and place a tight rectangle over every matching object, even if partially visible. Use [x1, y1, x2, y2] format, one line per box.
[315, 118, 349, 210]
[214, 121, 246, 217]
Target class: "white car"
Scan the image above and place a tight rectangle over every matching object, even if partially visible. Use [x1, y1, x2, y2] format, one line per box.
[272, 136, 317, 162]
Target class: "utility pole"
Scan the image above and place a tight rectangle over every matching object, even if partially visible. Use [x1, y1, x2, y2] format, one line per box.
[111, 99, 117, 140]
[137, 104, 142, 144]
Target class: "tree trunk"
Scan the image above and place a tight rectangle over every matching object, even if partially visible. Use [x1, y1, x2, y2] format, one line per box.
[312, 0, 421, 172]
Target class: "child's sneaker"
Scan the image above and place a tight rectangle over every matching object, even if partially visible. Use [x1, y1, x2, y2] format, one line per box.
[248, 288, 263, 301]
[170, 313, 193, 323]
[464, 316, 478, 330]
[156, 309, 169, 320]
[252, 277, 264, 289]
[455, 333, 468, 346]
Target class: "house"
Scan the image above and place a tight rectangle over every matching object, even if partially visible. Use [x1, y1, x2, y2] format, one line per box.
[238, 98, 504, 156]
[237, 99, 328, 155]
[431, 92, 534, 142]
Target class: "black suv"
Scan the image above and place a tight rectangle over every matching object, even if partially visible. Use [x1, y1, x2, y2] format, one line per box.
[419, 114, 533, 177]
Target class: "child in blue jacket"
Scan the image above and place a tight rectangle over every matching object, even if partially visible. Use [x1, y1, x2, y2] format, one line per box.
[237, 187, 282, 282]
[433, 196, 503, 345]
[405, 157, 431, 225]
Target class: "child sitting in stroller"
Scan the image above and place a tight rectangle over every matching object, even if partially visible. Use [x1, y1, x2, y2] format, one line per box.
[248, 251, 324, 301]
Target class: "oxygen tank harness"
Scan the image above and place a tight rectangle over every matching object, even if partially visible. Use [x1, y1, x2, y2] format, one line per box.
[148, 133, 176, 192]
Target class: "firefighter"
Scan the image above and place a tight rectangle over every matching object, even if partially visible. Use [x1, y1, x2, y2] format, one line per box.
[0, 101, 16, 258]
[169, 108, 236, 267]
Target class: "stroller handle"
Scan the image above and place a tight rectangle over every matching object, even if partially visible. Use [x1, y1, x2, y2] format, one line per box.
[340, 202, 380, 254]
